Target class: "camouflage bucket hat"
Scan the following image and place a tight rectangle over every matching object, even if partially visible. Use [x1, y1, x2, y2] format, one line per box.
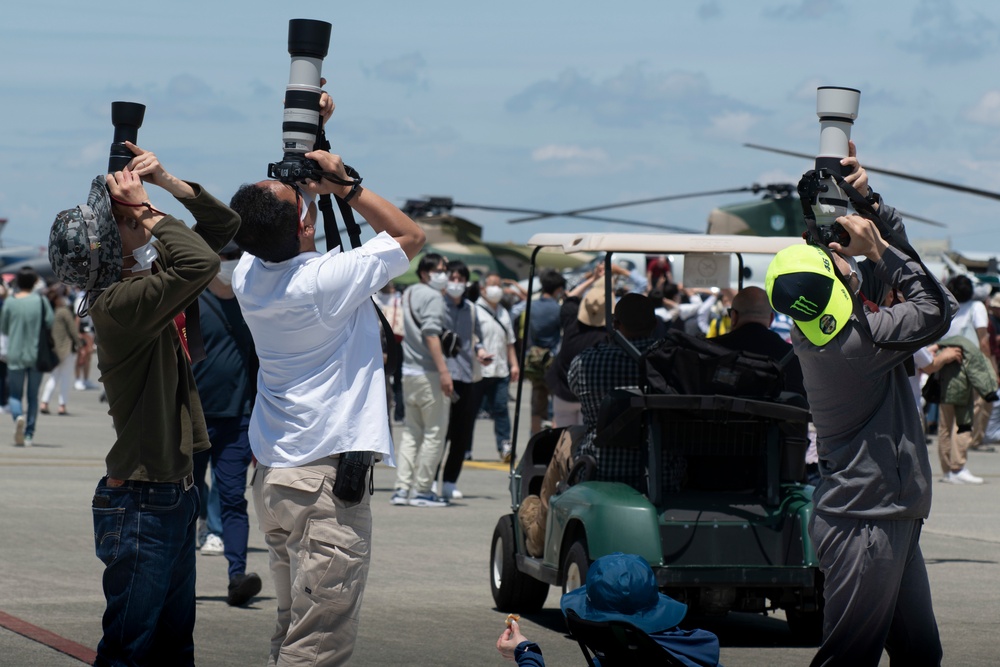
[48, 176, 122, 291]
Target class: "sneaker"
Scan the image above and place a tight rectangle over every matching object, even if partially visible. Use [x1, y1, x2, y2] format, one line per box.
[196, 519, 209, 548]
[23, 436, 32, 447]
[389, 489, 410, 506]
[409, 492, 450, 508]
[955, 468, 985, 485]
[227, 572, 263, 607]
[443, 482, 463, 500]
[74, 380, 87, 391]
[200, 533, 225, 555]
[942, 472, 961, 484]
[500, 441, 512, 463]
[13, 416, 25, 446]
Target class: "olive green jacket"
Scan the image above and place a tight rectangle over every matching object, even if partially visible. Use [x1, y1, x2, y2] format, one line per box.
[92, 184, 239, 482]
[938, 334, 998, 425]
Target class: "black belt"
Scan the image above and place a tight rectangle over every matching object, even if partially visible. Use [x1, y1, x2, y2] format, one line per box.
[107, 472, 195, 491]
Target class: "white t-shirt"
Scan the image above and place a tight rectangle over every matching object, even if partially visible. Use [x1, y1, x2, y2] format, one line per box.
[475, 298, 516, 378]
[232, 233, 410, 468]
[911, 346, 935, 411]
[945, 300, 988, 347]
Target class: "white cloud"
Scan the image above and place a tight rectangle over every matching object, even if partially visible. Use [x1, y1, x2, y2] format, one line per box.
[507, 65, 759, 129]
[531, 144, 608, 162]
[965, 91, 1000, 127]
[363, 52, 429, 90]
[704, 111, 759, 140]
[790, 78, 824, 103]
[68, 141, 107, 169]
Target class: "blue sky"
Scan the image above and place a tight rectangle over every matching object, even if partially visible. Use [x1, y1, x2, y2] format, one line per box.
[4, 0, 1000, 256]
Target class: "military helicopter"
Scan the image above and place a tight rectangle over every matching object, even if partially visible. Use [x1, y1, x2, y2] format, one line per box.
[387, 196, 702, 285]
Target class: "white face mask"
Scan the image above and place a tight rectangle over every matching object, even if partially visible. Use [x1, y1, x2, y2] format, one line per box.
[446, 281, 467, 299]
[217, 259, 239, 286]
[484, 285, 504, 303]
[131, 242, 159, 272]
[297, 188, 315, 223]
[376, 291, 393, 305]
[428, 272, 448, 291]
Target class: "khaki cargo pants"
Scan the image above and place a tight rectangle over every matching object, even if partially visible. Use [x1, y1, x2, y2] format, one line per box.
[253, 457, 372, 667]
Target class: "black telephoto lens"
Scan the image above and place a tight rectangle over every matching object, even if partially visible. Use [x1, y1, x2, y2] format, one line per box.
[108, 101, 146, 173]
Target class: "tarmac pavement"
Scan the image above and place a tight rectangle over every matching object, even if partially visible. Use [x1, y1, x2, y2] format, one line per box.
[1, 384, 999, 666]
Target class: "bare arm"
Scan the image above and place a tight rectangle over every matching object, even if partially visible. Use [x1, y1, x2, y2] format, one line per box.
[425, 335, 453, 397]
[302, 150, 425, 260]
[507, 343, 520, 382]
[921, 346, 962, 374]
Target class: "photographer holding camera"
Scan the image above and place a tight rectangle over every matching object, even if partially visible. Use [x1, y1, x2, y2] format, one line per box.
[766, 142, 952, 666]
[49, 129, 240, 665]
[229, 44, 425, 661]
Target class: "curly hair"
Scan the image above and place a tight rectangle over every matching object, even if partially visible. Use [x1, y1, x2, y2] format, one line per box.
[229, 183, 300, 263]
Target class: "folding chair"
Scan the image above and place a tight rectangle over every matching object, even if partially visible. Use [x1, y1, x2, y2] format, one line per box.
[564, 609, 686, 667]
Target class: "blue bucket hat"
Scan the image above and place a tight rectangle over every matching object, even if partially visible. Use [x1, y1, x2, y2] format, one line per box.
[560, 553, 687, 634]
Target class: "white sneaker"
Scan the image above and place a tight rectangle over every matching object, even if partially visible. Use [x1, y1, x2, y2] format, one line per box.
[443, 482, 463, 500]
[389, 489, 410, 506]
[200, 533, 225, 555]
[74, 380, 87, 391]
[13, 416, 25, 446]
[23, 436, 32, 447]
[955, 468, 984, 485]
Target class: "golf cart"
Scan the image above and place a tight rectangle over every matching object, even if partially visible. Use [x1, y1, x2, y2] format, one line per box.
[489, 232, 824, 641]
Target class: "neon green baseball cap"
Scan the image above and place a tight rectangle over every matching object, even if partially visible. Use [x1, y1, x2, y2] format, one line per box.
[765, 244, 854, 347]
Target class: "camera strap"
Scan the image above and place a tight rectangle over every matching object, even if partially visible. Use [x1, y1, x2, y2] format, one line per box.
[804, 170, 953, 351]
[313, 128, 402, 374]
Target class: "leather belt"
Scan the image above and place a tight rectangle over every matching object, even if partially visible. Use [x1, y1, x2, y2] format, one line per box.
[107, 472, 195, 491]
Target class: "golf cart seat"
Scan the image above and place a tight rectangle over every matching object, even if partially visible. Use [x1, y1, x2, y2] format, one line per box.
[564, 609, 686, 667]
[593, 388, 649, 451]
[517, 427, 563, 500]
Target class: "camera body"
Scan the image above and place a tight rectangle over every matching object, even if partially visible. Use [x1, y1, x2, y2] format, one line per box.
[267, 158, 324, 183]
[267, 19, 332, 184]
[800, 86, 861, 247]
[108, 102, 146, 173]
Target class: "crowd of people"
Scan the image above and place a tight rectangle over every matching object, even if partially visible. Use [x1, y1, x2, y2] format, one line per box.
[16, 66, 992, 666]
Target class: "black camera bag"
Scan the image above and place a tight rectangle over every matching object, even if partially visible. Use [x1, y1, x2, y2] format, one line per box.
[641, 330, 784, 399]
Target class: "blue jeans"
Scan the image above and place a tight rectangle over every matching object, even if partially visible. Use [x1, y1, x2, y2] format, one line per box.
[479, 376, 512, 451]
[7, 367, 41, 438]
[193, 415, 253, 579]
[92, 477, 199, 667]
[195, 466, 223, 535]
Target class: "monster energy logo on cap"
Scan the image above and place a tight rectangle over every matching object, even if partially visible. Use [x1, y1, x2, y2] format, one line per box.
[790, 296, 819, 317]
[765, 244, 855, 347]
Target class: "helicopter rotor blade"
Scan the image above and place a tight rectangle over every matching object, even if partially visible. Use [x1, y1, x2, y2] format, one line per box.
[895, 210, 947, 229]
[449, 202, 699, 233]
[744, 143, 1000, 202]
[507, 187, 762, 223]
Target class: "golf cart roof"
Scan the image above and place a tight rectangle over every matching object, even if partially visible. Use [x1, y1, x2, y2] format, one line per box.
[527, 233, 805, 255]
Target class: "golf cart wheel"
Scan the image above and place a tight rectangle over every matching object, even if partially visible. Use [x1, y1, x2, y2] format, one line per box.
[561, 538, 590, 595]
[490, 514, 549, 612]
[786, 607, 823, 645]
